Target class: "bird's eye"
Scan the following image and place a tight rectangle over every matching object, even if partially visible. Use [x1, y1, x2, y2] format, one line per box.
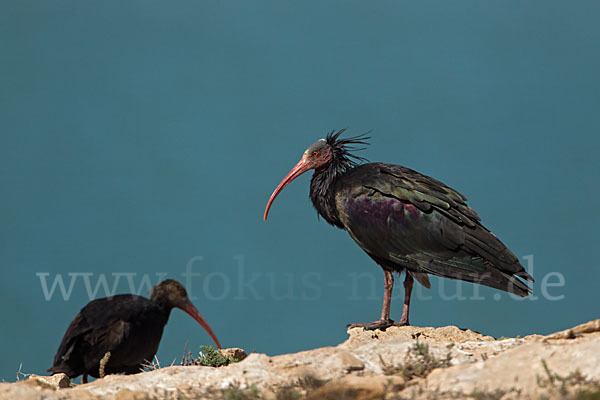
[313, 151, 319, 157]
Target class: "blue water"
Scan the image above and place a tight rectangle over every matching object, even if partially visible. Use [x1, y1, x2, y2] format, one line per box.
[1, 1, 599, 381]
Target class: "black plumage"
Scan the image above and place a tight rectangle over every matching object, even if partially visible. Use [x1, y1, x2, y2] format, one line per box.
[48, 279, 221, 382]
[264, 129, 532, 330]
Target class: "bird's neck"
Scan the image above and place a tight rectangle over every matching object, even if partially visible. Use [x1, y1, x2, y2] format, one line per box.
[151, 297, 175, 317]
[310, 163, 345, 228]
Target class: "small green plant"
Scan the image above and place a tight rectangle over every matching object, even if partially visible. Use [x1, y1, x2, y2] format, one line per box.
[274, 387, 302, 400]
[180, 343, 240, 367]
[536, 359, 596, 398]
[537, 359, 586, 388]
[196, 345, 239, 367]
[573, 386, 600, 400]
[223, 383, 262, 400]
[380, 340, 451, 381]
[413, 340, 429, 357]
[274, 374, 326, 399]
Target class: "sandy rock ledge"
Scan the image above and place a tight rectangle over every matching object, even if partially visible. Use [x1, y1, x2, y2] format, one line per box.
[2, 320, 599, 400]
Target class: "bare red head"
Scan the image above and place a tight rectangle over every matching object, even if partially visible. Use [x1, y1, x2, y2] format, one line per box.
[263, 138, 334, 221]
[264, 130, 369, 221]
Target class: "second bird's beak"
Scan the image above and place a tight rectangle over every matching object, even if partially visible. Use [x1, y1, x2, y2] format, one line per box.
[182, 301, 222, 349]
[264, 157, 312, 221]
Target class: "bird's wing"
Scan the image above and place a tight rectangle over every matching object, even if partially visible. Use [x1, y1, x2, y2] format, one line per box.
[79, 295, 149, 367]
[336, 163, 532, 296]
[49, 295, 147, 374]
[49, 312, 92, 374]
[363, 163, 481, 227]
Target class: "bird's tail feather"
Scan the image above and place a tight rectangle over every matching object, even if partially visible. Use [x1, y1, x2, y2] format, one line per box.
[47, 363, 77, 378]
[463, 228, 534, 283]
[418, 257, 532, 297]
[408, 270, 431, 289]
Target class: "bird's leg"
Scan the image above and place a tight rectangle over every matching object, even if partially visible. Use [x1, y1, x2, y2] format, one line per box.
[81, 374, 88, 384]
[348, 270, 397, 331]
[379, 269, 394, 321]
[396, 272, 414, 326]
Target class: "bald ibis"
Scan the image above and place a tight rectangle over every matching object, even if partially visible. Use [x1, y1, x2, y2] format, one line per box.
[48, 279, 221, 382]
[264, 130, 533, 330]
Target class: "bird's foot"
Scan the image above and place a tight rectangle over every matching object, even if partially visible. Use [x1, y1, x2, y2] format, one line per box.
[397, 316, 409, 326]
[347, 319, 409, 331]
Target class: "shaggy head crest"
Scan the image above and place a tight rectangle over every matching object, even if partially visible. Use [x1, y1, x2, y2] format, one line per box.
[325, 128, 370, 171]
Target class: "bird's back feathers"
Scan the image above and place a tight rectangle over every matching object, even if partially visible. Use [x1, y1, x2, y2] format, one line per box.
[330, 163, 532, 296]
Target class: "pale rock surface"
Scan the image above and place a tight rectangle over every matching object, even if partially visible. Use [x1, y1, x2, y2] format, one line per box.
[27, 373, 71, 389]
[1, 320, 598, 400]
[219, 347, 247, 362]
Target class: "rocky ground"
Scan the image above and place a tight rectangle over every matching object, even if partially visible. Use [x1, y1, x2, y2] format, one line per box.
[2, 320, 600, 400]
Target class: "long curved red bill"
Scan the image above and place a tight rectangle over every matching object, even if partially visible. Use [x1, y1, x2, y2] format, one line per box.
[264, 157, 311, 221]
[183, 302, 222, 349]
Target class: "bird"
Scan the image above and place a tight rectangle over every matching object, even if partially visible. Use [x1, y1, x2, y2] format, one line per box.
[264, 129, 533, 330]
[48, 279, 221, 383]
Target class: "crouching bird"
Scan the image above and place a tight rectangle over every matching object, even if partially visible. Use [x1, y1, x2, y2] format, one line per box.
[264, 129, 533, 330]
[48, 279, 221, 383]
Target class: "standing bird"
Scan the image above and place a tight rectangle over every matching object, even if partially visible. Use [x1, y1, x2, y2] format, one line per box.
[264, 130, 533, 330]
[48, 279, 221, 383]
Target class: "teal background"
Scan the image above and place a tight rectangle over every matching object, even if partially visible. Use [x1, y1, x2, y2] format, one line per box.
[1, 1, 599, 381]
